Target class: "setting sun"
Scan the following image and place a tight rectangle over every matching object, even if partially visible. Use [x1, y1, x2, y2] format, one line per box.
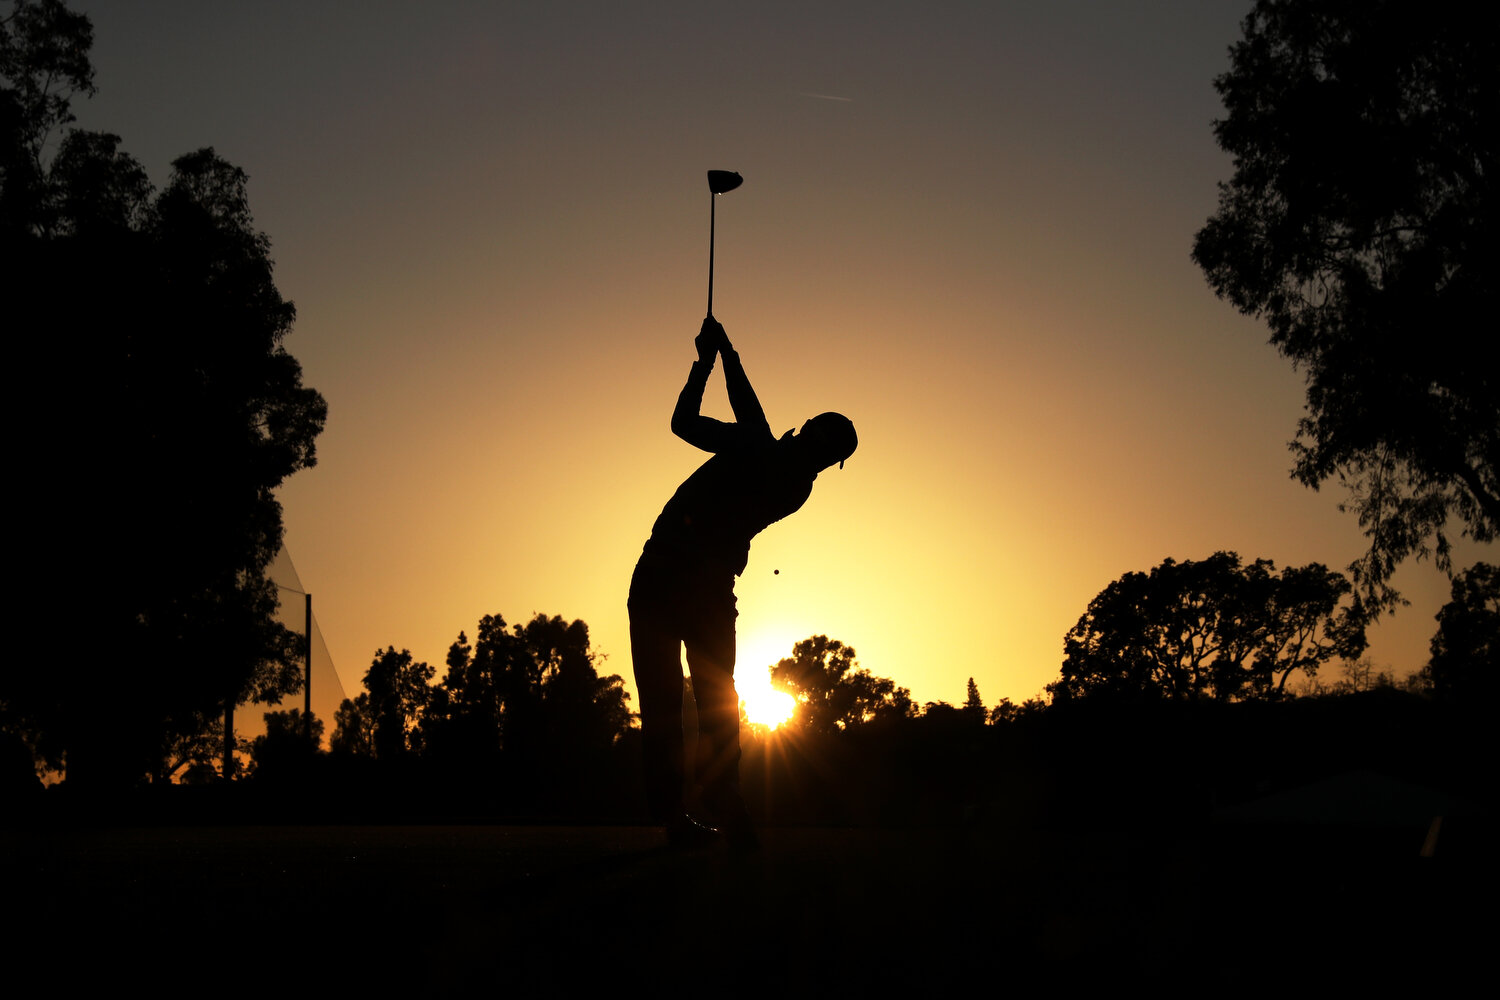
[740, 675, 797, 729]
[735, 631, 800, 729]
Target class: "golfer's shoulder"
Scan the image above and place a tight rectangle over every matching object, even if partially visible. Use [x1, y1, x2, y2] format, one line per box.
[717, 423, 775, 455]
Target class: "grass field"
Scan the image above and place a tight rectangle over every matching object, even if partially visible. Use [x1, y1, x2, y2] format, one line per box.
[6, 812, 1481, 994]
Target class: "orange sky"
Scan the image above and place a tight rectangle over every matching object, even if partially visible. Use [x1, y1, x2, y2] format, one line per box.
[70, 2, 1480, 721]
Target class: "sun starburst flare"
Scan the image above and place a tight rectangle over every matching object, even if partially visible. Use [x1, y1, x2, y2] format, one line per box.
[739, 674, 797, 729]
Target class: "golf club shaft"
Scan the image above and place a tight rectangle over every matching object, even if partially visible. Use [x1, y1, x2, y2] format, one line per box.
[708, 191, 716, 317]
[704, 170, 740, 318]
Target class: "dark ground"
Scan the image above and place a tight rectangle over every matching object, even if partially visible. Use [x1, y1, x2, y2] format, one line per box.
[5, 696, 1490, 993]
[4, 811, 1487, 995]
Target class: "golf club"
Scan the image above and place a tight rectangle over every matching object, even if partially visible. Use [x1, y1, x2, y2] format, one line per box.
[707, 170, 742, 317]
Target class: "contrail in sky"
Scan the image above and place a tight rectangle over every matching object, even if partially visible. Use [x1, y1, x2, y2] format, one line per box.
[799, 92, 853, 102]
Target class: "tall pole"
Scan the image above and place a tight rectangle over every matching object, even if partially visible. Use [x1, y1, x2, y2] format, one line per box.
[304, 592, 313, 741]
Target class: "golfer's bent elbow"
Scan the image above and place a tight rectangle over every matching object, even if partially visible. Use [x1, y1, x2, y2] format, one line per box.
[670, 358, 714, 446]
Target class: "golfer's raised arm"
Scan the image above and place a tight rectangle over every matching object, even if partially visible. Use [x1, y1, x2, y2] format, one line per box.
[670, 323, 735, 452]
[720, 346, 772, 442]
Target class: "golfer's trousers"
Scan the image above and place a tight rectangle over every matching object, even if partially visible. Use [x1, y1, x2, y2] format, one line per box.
[628, 553, 741, 821]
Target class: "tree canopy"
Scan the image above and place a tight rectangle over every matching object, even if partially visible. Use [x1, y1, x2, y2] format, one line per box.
[364, 648, 435, 760]
[1050, 552, 1366, 703]
[1192, 0, 1498, 612]
[249, 708, 324, 778]
[1425, 562, 1498, 703]
[334, 613, 633, 773]
[1, 0, 326, 785]
[770, 635, 915, 734]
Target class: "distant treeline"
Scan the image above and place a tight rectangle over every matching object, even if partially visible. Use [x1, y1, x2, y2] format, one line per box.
[146, 550, 1486, 825]
[61, 668, 1482, 834]
[5, 548, 1492, 816]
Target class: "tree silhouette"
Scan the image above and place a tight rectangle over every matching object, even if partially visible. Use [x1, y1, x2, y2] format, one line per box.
[154, 711, 226, 784]
[249, 708, 324, 777]
[518, 614, 631, 758]
[1050, 552, 1366, 703]
[362, 648, 434, 760]
[1426, 562, 1498, 703]
[417, 619, 510, 764]
[331, 694, 375, 757]
[1192, 0, 1498, 613]
[770, 635, 914, 734]
[404, 613, 631, 784]
[2, 1, 326, 786]
[963, 677, 986, 725]
[987, 697, 1045, 726]
[0, 0, 94, 226]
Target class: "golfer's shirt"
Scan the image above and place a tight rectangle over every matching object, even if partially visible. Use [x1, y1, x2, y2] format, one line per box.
[642, 352, 815, 578]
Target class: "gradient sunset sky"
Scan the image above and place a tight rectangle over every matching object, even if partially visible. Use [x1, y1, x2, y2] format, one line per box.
[66, 1, 1481, 716]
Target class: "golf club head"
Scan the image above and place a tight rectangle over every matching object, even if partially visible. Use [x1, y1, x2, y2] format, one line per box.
[707, 170, 743, 195]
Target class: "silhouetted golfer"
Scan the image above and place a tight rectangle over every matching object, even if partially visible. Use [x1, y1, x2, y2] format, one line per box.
[630, 317, 857, 849]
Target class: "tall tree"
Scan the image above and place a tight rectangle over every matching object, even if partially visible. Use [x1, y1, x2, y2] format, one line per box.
[362, 648, 434, 760]
[517, 614, 631, 757]
[1425, 562, 1498, 703]
[419, 618, 516, 761]
[771, 635, 914, 734]
[1192, 0, 1498, 613]
[249, 708, 324, 777]
[331, 694, 375, 757]
[418, 613, 631, 767]
[963, 677, 985, 724]
[1, 1, 326, 785]
[0, 0, 94, 229]
[1050, 552, 1366, 703]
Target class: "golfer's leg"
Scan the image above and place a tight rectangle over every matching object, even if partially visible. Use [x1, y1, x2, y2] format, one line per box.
[628, 577, 685, 823]
[684, 589, 745, 825]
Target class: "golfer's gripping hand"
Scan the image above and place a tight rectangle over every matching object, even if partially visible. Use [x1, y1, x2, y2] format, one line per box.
[697, 316, 730, 363]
